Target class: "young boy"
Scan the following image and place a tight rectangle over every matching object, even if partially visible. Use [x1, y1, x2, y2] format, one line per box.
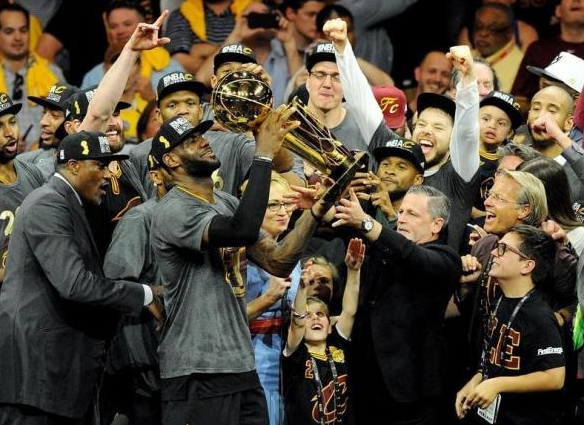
[456, 225, 565, 425]
[283, 238, 365, 424]
[475, 91, 524, 215]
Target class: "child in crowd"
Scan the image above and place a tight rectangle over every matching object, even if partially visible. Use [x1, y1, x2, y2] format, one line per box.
[283, 238, 365, 424]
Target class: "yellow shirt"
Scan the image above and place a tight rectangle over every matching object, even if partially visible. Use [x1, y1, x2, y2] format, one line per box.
[481, 40, 524, 93]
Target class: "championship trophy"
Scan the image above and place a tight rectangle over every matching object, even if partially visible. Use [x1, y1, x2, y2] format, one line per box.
[211, 70, 369, 201]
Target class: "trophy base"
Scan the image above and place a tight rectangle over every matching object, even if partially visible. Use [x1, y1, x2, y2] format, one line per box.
[322, 151, 370, 203]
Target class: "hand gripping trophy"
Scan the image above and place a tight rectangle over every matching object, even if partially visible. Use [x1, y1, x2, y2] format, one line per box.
[211, 61, 368, 202]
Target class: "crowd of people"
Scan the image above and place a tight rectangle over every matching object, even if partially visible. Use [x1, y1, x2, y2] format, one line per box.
[0, 1, 583, 425]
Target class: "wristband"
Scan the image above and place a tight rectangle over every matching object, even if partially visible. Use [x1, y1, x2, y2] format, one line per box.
[310, 206, 321, 221]
[292, 309, 308, 319]
[253, 155, 273, 164]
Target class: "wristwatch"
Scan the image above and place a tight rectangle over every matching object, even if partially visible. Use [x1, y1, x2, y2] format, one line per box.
[361, 215, 374, 233]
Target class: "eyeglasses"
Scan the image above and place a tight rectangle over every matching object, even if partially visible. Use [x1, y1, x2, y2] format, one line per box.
[495, 242, 531, 260]
[12, 73, 23, 101]
[474, 23, 512, 35]
[266, 201, 295, 212]
[309, 71, 341, 83]
[485, 189, 526, 206]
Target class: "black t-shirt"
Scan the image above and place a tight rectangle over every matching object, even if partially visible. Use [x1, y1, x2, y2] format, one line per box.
[474, 150, 499, 212]
[283, 326, 350, 425]
[86, 161, 143, 260]
[478, 291, 565, 425]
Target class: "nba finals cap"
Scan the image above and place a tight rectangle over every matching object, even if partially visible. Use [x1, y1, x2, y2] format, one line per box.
[527, 51, 584, 94]
[372, 86, 407, 129]
[306, 42, 336, 71]
[65, 86, 131, 120]
[213, 43, 257, 73]
[56, 131, 129, 163]
[28, 82, 78, 112]
[0, 92, 22, 116]
[416, 92, 456, 121]
[480, 90, 523, 130]
[156, 71, 206, 105]
[372, 136, 425, 173]
[148, 116, 213, 169]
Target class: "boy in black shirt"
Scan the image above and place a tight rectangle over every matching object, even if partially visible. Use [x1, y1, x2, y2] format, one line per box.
[283, 238, 364, 424]
[456, 225, 565, 425]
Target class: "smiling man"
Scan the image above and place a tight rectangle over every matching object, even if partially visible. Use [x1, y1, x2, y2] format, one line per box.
[330, 184, 462, 424]
[0, 92, 44, 286]
[16, 81, 78, 167]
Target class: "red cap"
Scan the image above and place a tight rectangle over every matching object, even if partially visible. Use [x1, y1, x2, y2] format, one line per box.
[372, 86, 407, 129]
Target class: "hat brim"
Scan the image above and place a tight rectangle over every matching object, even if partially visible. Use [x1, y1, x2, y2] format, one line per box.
[383, 114, 406, 129]
[214, 52, 257, 73]
[372, 146, 424, 173]
[28, 96, 66, 111]
[165, 119, 214, 152]
[58, 153, 130, 164]
[306, 52, 336, 72]
[0, 103, 22, 117]
[526, 65, 561, 83]
[479, 97, 523, 130]
[417, 93, 456, 121]
[157, 81, 206, 105]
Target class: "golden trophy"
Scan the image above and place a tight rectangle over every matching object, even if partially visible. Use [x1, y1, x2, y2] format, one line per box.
[211, 70, 369, 201]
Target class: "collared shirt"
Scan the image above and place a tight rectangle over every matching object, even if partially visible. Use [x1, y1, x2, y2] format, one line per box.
[481, 40, 524, 92]
[54, 172, 154, 307]
[263, 39, 291, 107]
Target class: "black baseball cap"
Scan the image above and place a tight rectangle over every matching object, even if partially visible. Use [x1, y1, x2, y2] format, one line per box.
[65, 86, 131, 120]
[56, 130, 129, 164]
[416, 93, 456, 121]
[156, 71, 206, 105]
[0, 92, 21, 116]
[148, 116, 213, 169]
[480, 90, 523, 130]
[28, 82, 78, 112]
[372, 136, 425, 173]
[213, 43, 257, 73]
[306, 42, 336, 72]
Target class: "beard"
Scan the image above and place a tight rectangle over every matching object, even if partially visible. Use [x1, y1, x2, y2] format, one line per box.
[527, 125, 554, 148]
[0, 150, 16, 163]
[183, 156, 221, 178]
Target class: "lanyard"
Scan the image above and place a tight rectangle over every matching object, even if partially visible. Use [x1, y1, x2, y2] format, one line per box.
[310, 349, 342, 425]
[481, 288, 534, 378]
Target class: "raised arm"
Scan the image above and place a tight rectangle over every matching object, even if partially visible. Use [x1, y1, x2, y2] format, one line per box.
[336, 238, 365, 338]
[447, 45, 480, 183]
[80, 11, 171, 133]
[285, 264, 311, 355]
[324, 18, 384, 144]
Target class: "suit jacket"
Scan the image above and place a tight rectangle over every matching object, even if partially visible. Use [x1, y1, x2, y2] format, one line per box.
[0, 176, 144, 418]
[351, 228, 462, 404]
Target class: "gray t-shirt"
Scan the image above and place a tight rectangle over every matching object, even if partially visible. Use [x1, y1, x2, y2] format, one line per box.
[16, 147, 56, 165]
[151, 187, 256, 378]
[330, 105, 368, 153]
[0, 161, 45, 267]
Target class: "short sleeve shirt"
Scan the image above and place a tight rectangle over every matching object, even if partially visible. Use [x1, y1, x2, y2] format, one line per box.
[151, 187, 256, 378]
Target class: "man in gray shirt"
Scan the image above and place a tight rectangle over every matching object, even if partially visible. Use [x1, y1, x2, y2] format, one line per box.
[150, 111, 331, 425]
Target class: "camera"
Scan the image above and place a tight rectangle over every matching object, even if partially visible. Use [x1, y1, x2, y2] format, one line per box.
[247, 12, 280, 29]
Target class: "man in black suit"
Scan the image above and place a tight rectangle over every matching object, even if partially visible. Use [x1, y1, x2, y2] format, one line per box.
[0, 131, 162, 424]
[332, 184, 462, 425]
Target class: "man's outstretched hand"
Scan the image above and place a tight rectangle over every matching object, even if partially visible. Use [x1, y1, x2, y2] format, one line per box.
[128, 10, 171, 52]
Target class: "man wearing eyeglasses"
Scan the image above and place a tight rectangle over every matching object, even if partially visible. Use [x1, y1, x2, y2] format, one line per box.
[456, 225, 565, 425]
[471, 3, 523, 92]
[304, 41, 367, 153]
[456, 170, 576, 382]
[0, 3, 65, 151]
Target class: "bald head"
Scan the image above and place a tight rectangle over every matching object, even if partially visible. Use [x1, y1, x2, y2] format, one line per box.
[415, 51, 452, 95]
[538, 85, 574, 114]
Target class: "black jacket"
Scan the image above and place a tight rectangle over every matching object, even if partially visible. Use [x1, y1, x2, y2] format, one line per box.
[0, 176, 144, 418]
[351, 227, 462, 403]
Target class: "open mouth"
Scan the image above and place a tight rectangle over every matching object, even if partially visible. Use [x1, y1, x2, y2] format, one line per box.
[310, 323, 323, 331]
[3, 140, 17, 153]
[485, 211, 495, 223]
[418, 139, 434, 155]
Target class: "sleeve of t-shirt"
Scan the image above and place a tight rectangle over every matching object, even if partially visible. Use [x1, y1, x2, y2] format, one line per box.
[522, 309, 565, 372]
[164, 9, 199, 55]
[103, 207, 149, 281]
[334, 42, 384, 145]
